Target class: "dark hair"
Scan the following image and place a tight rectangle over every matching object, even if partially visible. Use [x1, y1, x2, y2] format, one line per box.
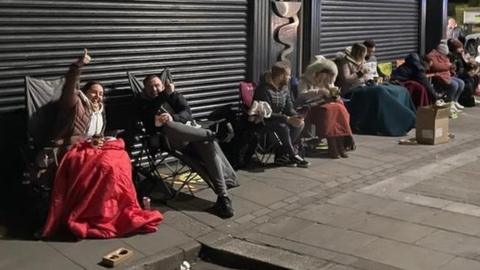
[81, 81, 103, 93]
[143, 74, 161, 88]
[271, 61, 291, 78]
[447, 38, 463, 52]
[465, 61, 479, 72]
[363, 39, 376, 48]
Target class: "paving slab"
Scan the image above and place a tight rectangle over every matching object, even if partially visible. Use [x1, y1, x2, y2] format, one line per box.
[0, 240, 83, 270]
[122, 224, 192, 256]
[416, 230, 480, 258]
[328, 191, 394, 213]
[254, 172, 323, 193]
[161, 210, 212, 238]
[349, 215, 436, 243]
[355, 238, 454, 270]
[256, 216, 314, 238]
[229, 180, 293, 207]
[404, 170, 480, 207]
[287, 223, 378, 255]
[240, 231, 342, 262]
[416, 210, 480, 236]
[46, 238, 145, 270]
[295, 203, 369, 229]
[438, 257, 480, 270]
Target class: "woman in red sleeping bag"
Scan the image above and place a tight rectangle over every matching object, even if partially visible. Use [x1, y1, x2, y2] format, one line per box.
[41, 49, 162, 239]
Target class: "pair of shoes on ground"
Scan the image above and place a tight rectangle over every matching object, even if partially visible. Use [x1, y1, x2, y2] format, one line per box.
[450, 102, 463, 112]
[213, 195, 234, 219]
[274, 154, 310, 168]
[454, 102, 464, 110]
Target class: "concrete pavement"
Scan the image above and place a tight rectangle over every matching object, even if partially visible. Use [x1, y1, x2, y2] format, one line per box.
[2, 106, 480, 270]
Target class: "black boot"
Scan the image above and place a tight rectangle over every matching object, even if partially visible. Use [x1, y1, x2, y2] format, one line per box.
[214, 195, 234, 218]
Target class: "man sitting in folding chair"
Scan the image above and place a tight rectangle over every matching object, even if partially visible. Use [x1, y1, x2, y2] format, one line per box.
[254, 61, 310, 168]
[138, 74, 238, 219]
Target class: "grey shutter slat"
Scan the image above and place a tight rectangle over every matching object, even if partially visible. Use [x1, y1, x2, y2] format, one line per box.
[0, 0, 247, 117]
[319, 0, 419, 61]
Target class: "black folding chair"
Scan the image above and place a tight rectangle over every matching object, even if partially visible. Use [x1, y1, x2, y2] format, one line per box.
[126, 71, 215, 199]
[239, 81, 282, 165]
[22, 75, 65, 227]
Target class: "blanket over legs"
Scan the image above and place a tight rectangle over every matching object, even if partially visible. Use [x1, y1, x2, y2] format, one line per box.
[42, 139, 163, 239]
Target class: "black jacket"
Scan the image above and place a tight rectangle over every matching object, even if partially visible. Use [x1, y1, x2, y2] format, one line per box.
[138, 91, 193, 133]
[391, 53, 437, 101]
[448, 52, 466, 76]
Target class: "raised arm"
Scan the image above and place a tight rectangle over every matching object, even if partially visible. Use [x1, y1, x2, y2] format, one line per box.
[59, 49, 91, 109]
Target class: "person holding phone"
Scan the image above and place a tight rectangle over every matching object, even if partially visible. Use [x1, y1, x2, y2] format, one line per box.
[139, 74, 238, 219]
[254, 62, 310, 168]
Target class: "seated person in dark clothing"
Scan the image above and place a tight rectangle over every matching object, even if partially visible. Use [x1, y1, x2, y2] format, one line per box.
[458, 61, 480, 107]
[138, 74, 238, 219]
[254, 61, 310, 168]
[391, 53, 439, 102]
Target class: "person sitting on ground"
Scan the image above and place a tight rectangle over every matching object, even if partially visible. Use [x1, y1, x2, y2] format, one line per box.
[458, 61, 480, 107]
[42, 49, 163, 239]
[298, 56, 355, 159]
[138, 74, 238, 219]
[335, 43, 369, 98]
[391, 53, 439, 104]
[253, 61, 310, 168]
[427, 43, 465, 112]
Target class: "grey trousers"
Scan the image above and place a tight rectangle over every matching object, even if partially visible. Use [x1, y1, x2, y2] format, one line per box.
[162, 121, 237, 196]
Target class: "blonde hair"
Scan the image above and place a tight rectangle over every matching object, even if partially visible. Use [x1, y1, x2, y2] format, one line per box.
[303, 55, 338, 84]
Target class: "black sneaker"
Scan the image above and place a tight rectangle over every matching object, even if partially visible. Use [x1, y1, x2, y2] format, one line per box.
[292, 155, 310, 168]
[274, 155, 297, 167]
[214, 195, 234, 219]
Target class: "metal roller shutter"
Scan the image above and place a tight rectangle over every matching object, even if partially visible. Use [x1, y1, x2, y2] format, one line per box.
[319, 0, 419, 61]
[0, 0, 248, 118]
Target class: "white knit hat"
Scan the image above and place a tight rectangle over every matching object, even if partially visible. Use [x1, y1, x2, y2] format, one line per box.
[437, 43, 449, 55]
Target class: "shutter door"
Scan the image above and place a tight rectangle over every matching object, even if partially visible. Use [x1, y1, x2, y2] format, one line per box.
[0, 0, 247, 118]
[319, 0, 419, 61]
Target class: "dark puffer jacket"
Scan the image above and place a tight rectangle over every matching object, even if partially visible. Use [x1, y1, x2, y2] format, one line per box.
[391, 53, 437, 101]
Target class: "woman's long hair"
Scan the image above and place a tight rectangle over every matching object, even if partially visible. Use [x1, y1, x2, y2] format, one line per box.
[349, 43, 367, 64]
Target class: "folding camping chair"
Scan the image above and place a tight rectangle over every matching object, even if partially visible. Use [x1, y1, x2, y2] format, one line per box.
[126, 70, 215, 199]
[22, 75, 66, 227]
[239, 81, 282, 165]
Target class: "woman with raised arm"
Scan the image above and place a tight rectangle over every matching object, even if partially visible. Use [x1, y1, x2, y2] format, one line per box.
[42, 49, 162, 239]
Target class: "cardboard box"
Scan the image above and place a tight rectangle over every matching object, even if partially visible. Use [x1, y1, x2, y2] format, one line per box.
[416, 105, 450, 145]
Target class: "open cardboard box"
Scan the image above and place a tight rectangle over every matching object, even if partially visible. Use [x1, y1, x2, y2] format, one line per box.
[416, 104, 450, 145]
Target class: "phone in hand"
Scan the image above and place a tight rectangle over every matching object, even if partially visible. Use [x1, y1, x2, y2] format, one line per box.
[156, 105, 168, 115]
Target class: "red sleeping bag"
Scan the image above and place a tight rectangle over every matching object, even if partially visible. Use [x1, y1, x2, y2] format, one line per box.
[42, 139, 163, 239]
